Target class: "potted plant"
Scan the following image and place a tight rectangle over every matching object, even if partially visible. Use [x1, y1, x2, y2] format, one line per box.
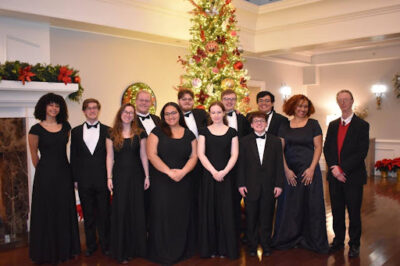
[390, 157, 400, 180]
[375, 159, 392, 178]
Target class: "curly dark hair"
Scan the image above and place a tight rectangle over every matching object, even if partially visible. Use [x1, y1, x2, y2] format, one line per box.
[283, 94, 315, 117]
[34, 93, 68, 123]
[160, 102, 188, 137]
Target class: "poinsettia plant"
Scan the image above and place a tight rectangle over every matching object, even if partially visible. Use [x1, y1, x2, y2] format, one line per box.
[375, 159, 392, 172]
[390, 157, 400, 172]
[0, 61, 84, 102]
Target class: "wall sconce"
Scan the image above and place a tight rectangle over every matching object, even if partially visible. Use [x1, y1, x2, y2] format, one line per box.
[371, 83, 387, 109]
[280, 85, 292, 102]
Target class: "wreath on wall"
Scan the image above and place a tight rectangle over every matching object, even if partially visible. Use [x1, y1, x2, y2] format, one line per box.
[394, 73, 400, 98]
[121, 82, 157, 114]
[0, 61, 84, 102]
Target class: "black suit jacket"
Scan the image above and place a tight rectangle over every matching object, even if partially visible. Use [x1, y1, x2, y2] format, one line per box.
[136, 114, 161, 135]
[238, 133, 285, 201]
[191, 108, 208, 130]
[268, 111, 289, 136]
[70, 123, 110, 187]
[323, 115, 370, 185]
[235, 112, 251, 138]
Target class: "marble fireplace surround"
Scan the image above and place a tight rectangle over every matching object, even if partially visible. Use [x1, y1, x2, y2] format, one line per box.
[0, 80, 78, 225]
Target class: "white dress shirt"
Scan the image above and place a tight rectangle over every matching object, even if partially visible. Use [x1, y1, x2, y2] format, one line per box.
[341, 112, 354, 126]
[255, 132, 267, 164]
[83, 120, 100, 155]
[184, 111, 199, 138]
[137, 112, 156, 135]
[227, 111, 238, 131]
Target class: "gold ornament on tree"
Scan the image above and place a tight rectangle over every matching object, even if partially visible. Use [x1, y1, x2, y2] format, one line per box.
[221, 78, 235, 89]
[206, 41, 219, 55]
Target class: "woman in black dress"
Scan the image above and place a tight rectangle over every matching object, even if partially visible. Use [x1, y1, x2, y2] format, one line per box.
[272, 94, 329, 253]
[28, 93, 80, 264]
[198, 101, 239, 259]
[106, 103, 149, 264]
[146, 102, 198, 264]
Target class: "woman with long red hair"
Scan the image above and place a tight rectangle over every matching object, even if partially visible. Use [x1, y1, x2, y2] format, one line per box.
[106, 103, 150, 264]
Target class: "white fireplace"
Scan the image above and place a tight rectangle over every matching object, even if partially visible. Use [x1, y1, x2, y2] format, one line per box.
[0, 80, 78, 228]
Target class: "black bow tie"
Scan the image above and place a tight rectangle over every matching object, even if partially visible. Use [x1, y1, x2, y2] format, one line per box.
[139, 115, 150, 121]
[86, 122, 99, 129]
[227, 111, 234, 117]
[184, 111, 192, 117]
[255, 134, 266, 139]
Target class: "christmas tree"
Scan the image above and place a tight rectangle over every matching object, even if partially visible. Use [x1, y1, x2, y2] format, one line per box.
[177, 0, 250, 113]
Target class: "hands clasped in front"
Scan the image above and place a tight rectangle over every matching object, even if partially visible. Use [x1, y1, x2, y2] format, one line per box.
[285, 167, 315, 186]
[167, 169, 186, 182]
[211, 169, 228, 182]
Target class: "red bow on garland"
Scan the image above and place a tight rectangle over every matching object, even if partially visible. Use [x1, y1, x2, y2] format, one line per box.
[18, 66, 36, 85]
[57, 66, 73, 85]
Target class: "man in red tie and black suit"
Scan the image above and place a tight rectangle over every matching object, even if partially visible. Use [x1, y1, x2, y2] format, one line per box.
[324, 90, 370, 258]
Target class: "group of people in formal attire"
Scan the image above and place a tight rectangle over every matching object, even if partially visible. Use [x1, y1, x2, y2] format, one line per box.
[27, 88, 369, 265]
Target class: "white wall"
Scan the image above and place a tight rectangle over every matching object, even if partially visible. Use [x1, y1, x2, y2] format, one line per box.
[50, 28, 187, 128]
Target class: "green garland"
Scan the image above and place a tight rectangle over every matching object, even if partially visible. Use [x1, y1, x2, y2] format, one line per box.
[0, 61, 84, 102]
[394, 73, 400, 98]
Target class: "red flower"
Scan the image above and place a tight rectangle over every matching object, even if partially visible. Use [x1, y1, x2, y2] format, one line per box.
[74, 76, 81, 83]
[193, 55, 202, 63]
[226, 0, 232, 4]
[216, 35, 226, 44]
[233, 61, 243, 71]
[57, 66, 73, 85]
[196, 90, 209, 104]
[18, 65, 35, 85]
[375, 159, 392, 171]
[240, 77, 247, 87]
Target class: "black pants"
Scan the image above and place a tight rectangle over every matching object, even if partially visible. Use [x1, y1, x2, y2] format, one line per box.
[78, 185, 110, 251]
[329, 179, 363, 247]
[245, 192, 275, 251]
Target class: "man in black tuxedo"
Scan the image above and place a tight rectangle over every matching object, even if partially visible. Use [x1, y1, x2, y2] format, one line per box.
[324, 90, 369, 258]
[70, 98, 110, 256]
[135, 90, 161, 135]
[221, 89, 251, 240]
[247, 91, 288, 136]
[177, 88, 207, 247]
[238, 111, 284, 257]
[135, 90, 160, 230]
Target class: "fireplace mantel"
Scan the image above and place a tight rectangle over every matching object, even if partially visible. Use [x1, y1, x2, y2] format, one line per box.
[0, 80, 78, 109]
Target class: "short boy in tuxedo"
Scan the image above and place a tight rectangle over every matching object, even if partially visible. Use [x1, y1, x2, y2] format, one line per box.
[238, 111, 284, 257]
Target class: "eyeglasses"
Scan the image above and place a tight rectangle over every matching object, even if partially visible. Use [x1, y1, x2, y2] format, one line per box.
[137, 99, 151, 103]
[253, 119, 266, 124]
[85, 106, 99, 111]
[258, 99, 271, 103]
[164, 111, 178, 117]
[180, 97, 193, 102]
[222, 97, 237, 102]
[123, 110, 135, 115]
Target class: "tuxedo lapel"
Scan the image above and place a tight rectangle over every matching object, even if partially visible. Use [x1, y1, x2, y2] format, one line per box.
[267, 111, 276, 133]
[78, 124, 92, 155]
[261, 135, 270, 166]
[92, 123, 105, 155]
[249, 135, 261, 166]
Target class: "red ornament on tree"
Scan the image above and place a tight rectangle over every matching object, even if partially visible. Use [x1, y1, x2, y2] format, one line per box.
[196, 89, 209, 104]
[18, 65, 35, 85]
[233, 61, 243, 71]
[57, 66, 73, 84]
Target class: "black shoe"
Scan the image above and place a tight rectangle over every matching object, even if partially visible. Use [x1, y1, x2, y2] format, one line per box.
[102, 250, 110, 256]
[249, 250, 257, 257]
[329, 242, 344, 253]
[263, 248, 271, 256]
[348, 246, 360, 258]
[85, 248, 97, 257]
